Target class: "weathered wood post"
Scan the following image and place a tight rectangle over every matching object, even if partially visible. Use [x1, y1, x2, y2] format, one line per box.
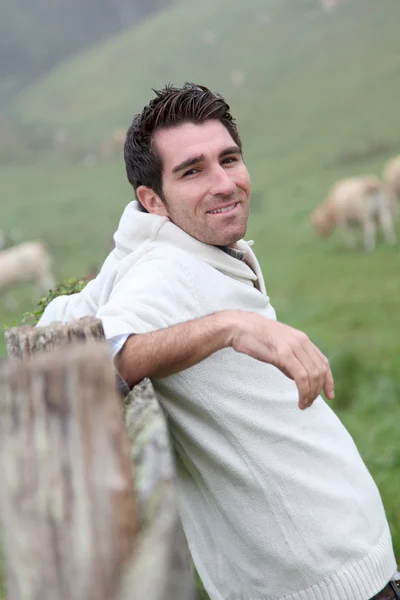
[1, 317, 197, 600]
[0, 342, 138, 600]
[4, 316, 106, 359]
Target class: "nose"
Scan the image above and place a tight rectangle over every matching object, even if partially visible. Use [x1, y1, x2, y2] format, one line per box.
[209, 165, 236, 197]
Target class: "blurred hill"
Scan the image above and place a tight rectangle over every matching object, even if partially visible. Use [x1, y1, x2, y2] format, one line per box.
[0, 0, 177, 105]
[9, 0, 400, 175]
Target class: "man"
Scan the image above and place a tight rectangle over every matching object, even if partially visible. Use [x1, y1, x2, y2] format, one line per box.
[38, 83, 399, 600]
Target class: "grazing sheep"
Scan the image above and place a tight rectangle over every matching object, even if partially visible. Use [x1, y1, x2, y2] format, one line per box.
[0, 241, 55, 303]
[310, 175, 396, 250]
[383, 154, 400, 218]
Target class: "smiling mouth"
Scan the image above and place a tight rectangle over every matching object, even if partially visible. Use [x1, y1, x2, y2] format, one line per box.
[207, 202, 238, 215]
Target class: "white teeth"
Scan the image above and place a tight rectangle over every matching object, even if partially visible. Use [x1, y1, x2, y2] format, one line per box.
[209, 204, 236, 214]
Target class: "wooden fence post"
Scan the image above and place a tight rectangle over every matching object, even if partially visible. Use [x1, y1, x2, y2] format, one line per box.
[4, 316, 105, 359]
[2, 318, 197, 600]
[0, 343, 138, 600]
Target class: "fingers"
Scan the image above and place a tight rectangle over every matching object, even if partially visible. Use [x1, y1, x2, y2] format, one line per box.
[293, 349, 322, 409]
[313, 346, 335, 400]
[290, 336, 334, 410]
[294, 360, 313, 410]
[279, 353, 310, 409]
[323, 365, 335, 400]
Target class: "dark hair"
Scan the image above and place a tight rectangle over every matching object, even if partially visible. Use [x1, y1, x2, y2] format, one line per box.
[124, 83, 242, 210]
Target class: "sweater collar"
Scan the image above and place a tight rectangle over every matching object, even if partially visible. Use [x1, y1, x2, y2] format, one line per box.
[113, 201, 267, 296]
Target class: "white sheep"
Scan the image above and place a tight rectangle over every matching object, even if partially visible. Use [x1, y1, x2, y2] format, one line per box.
[310, 175, 396, 250]
[0, 241, 55, 304]
[383, 154, 400, 219]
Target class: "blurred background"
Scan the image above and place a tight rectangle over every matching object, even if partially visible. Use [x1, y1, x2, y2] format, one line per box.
[0, 0, 400, 595]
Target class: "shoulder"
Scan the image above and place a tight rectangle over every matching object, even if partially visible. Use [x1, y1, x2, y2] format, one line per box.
[101, 243, 205, 327]
[112, 243, 201, 297]
[117, 242, 202, 279]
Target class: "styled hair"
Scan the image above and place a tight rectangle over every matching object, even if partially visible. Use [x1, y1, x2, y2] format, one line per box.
[124, 83, 242, 210]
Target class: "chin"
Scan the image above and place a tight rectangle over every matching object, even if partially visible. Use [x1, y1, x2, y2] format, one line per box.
[192, 218, 248, 246]
[215, 228, 247, 247]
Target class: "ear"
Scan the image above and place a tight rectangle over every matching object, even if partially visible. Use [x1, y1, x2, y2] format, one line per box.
[137, 185, 169, 217]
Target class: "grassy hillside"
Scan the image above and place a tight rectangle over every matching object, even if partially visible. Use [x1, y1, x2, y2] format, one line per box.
[13, 0, 400, 150]
[1, 0, 400, 595]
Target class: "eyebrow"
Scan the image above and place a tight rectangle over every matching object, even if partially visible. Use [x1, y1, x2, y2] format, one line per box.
[171, 145, 242, 174]
[172, 154, 204, 174]
[219, 145, 242, 159]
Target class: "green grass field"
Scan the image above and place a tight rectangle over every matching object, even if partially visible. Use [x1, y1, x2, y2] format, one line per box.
[1, 0, 400, 595]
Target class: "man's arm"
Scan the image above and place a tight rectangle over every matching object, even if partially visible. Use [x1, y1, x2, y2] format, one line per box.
[117, 311, 231, 385]
[117, 309, 334, 410]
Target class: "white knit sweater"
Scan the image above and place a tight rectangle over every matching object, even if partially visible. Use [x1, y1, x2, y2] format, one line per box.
[38, 202, 396, 600]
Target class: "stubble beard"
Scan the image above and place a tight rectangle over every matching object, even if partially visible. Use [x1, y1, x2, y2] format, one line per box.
[162, 191, 250, 246]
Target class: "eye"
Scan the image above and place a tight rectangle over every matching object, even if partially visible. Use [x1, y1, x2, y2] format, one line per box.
[222, 156, 238, 165]
[182, 168, 199, 177]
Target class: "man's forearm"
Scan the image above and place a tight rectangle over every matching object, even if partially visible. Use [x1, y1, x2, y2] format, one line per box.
[116, 311, 234, 387]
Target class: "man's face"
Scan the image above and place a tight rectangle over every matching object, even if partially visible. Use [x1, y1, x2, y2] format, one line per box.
[153, 120, 251, 246]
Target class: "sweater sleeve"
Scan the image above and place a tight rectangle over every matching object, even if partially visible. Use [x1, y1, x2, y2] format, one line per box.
[96, 250, 203, 341]
[36, 294, 78, 327]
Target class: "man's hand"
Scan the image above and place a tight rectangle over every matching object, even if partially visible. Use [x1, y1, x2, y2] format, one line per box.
[228, 311, 334, 410]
